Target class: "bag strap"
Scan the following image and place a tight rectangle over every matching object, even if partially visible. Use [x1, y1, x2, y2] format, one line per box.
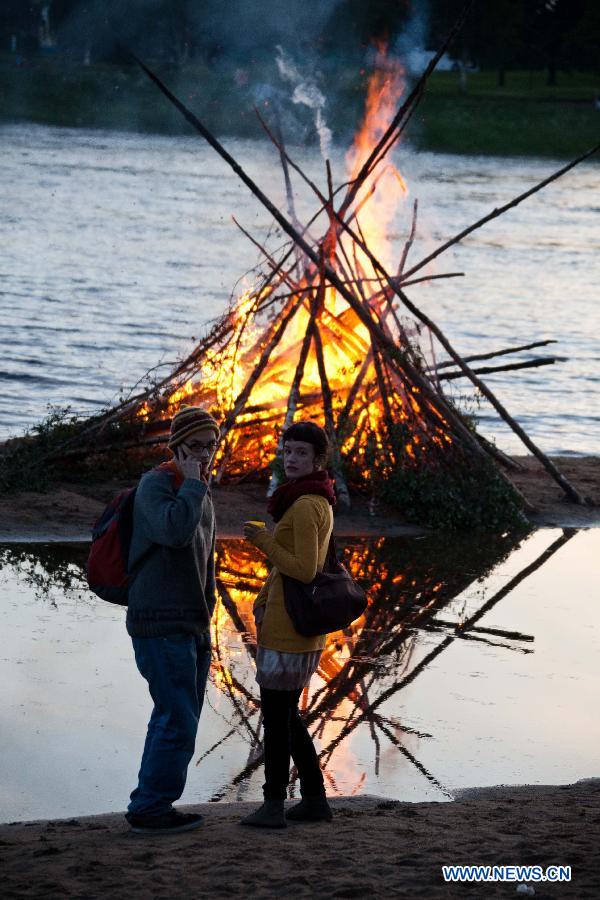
[324, 533, 338, 570]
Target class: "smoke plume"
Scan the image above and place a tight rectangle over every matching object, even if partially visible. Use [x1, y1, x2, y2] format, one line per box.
[275, 46, 332, 160]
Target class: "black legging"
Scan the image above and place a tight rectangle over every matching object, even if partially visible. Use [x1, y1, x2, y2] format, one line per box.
[260, 687, 325, 801]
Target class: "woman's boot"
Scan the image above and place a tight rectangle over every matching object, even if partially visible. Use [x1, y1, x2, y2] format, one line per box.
[285, 794, 333, 822]
[240, 799, 286, 828]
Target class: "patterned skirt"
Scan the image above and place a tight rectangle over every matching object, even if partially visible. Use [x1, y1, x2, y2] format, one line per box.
[255, 647, 322, 692]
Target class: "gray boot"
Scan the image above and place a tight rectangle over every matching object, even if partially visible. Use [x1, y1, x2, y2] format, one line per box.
[240, 800, 286, 828]
[285, 795, 333, 822]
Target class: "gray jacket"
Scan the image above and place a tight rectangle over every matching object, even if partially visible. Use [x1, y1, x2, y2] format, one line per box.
[126, 468, 216, 638]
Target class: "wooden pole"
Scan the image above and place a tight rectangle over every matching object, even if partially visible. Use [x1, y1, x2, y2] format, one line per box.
[439, 356, 559, 380]
[316, 529, 577, 757]
[336, 351, 373, 437]
[247, 63, 589, 499]
[401, 144, 600, 282]
[475, 434, 523, 472]
[219, 294, 304, 438]
[255, 104, 594, 503]
[312, 256, 352, 511]
[337, 0, 476, 219]
[371, 344, 399, 465]
[248, 115, 572, 492]
[433, 339, 558, 370]
[327, 200, 589, 503]
[252, 106, 496, 464]
[133, 58, 579, 504]
[266, 292, 318, 496]
[398, 199, 418, 275]
[395, 287, 585, 503]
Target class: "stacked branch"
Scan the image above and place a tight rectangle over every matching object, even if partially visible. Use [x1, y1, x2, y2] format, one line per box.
[12, 4, 594, 525]
[104, 55, 590, 521]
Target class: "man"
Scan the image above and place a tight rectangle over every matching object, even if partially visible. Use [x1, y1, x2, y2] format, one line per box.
[125, 405, 220, 835]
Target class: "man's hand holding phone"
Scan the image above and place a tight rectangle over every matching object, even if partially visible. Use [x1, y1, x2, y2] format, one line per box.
[176, 446, 207, 483]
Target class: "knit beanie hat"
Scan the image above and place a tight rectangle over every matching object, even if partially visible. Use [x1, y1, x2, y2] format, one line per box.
[168, 405, 220, 450]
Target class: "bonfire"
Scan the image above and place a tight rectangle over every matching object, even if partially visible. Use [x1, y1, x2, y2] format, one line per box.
[3, 5, 595, 526]
[132, 47, 460, 507]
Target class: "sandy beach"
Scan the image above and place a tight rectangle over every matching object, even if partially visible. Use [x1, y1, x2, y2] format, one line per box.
[1, 781, 598, 898]
[0, 456, 599, 542]
[1, 456, 599, 897]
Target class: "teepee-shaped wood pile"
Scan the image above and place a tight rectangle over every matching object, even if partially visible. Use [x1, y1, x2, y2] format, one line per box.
[49, 6, 595, 518]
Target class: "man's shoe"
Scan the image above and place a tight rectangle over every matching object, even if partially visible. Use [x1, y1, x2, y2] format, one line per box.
[126, 810, 204, 835]
[240, 800, 286, 828]
[285, 795, 333, 822]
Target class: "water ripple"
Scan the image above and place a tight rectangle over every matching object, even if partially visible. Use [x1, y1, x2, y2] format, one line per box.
[1, 123, 598, 455]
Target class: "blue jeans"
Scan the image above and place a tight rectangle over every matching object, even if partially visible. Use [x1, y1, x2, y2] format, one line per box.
[127, 633, 212, 817]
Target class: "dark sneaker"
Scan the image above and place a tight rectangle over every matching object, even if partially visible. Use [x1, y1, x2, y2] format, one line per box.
[240, 800, 286, 828]
[126, 810, 204, 835]
[285, 795, 333, 822]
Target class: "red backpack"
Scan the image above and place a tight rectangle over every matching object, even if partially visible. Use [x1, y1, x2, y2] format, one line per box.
[87, 465, 180, 604]
[87, 488, 138, 605]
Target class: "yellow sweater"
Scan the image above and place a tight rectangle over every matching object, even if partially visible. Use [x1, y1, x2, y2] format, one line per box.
[252, 494, 334, 653]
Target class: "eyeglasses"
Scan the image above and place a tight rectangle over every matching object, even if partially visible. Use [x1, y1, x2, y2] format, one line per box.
[184, 440, 218, 455]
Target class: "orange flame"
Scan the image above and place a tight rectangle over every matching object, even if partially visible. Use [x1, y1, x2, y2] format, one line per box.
[134, 45, 451, 483]
[345, 41, 408, 270]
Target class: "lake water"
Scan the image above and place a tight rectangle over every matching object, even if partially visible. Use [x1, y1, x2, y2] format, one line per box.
[1, 123, 599, 455]
[1, 528, 598, 822]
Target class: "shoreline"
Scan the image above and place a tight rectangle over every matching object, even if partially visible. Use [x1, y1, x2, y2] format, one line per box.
[0, 456, 599, 543]
[2, 780, 598, 897]
[2, 60, 599, 160]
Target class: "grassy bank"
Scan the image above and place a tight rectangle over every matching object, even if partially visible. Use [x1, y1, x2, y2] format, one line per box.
[0, 54, 250, 135]
[1, 54, 599, 158]
[415, 69, 600, 158]
[425, 68, 599, 101]
[414, 92, 599, 158]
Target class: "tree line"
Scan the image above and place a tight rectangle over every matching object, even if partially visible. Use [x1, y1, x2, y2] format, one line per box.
[1, 0, 598, 83]
[430, 0, 600, 85]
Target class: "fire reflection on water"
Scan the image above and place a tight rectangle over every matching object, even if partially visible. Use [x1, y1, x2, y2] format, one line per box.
[204, 529, 532, 800]
[4, 526, 584, 808]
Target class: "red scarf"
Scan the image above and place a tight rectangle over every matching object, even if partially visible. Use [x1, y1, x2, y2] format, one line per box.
[267, 470, 337, 523]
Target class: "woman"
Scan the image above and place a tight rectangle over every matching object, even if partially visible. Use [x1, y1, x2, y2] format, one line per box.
[241, 421, 335, 828]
